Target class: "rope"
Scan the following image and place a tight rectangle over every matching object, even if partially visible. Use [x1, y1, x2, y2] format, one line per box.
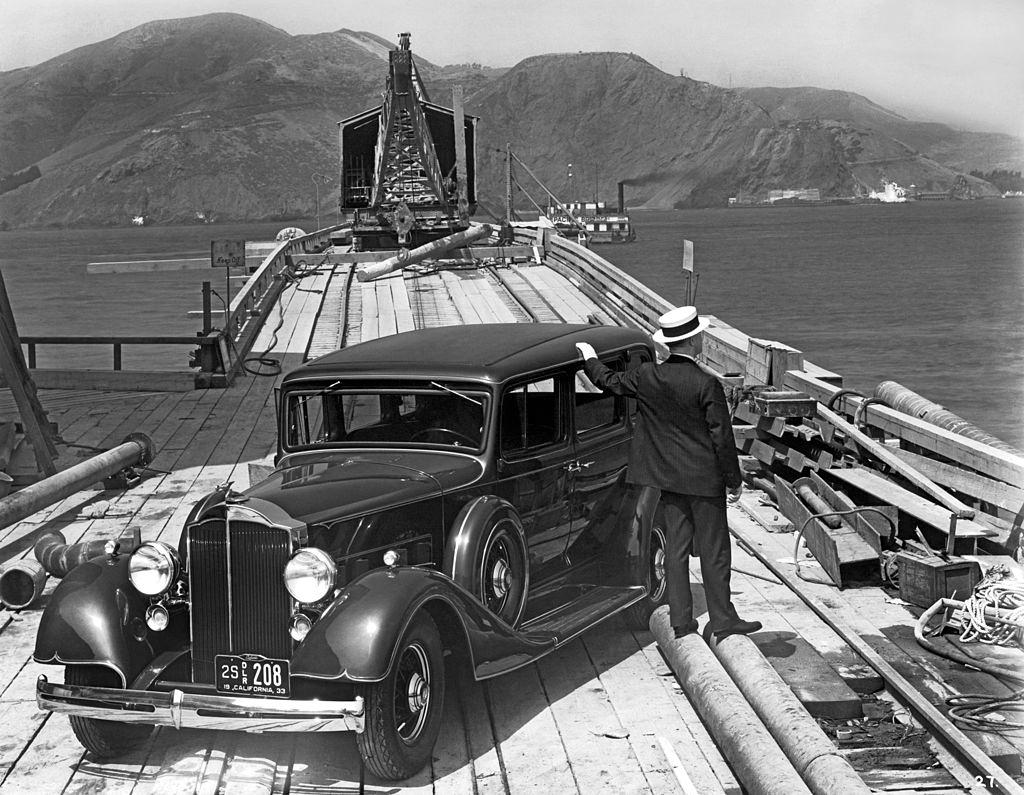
[957, 566, 1024, 646]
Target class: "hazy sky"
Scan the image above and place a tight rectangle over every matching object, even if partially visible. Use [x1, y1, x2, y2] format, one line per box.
[2, 0, 1022, 136]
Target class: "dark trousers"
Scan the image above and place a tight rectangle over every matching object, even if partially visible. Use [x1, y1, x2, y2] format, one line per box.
[661, 490, 740, 632]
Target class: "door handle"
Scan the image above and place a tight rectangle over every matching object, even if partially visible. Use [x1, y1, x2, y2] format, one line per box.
[566, 460, 594, 473]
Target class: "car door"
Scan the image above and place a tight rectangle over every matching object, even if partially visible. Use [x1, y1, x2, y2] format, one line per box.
[564, 352, 635, 565]
[495, 373, 574, 587]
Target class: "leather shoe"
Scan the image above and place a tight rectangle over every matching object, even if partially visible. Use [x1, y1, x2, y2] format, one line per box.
[712, 619, 762, 639]
[673, 621, 698, 638]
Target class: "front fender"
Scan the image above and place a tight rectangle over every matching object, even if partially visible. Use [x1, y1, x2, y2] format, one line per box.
[290, 567, 554, 683]
[33, 555, 155, 686]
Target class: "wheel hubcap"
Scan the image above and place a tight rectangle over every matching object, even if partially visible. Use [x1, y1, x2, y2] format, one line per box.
[395, 642, 430, 743]
[490, 559, 510, 598]
[651, 527, 667, 601]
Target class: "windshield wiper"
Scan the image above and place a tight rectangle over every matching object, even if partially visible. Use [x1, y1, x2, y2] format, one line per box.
[429, 381, 482, 406]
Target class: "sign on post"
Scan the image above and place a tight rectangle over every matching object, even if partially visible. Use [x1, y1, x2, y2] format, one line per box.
[211, 240, 247, 339]
[211, 240, 246, 269]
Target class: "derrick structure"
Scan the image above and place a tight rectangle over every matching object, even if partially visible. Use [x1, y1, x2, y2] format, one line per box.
[338, 33, 477, 250]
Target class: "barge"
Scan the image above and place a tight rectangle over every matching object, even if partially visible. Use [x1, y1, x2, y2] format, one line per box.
[0, 33, 1021, 795]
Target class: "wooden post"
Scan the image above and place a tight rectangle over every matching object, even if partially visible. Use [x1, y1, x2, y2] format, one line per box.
[505, 142, 513, 221]
[452, 86, 469, 222]
[0, 269, 57, 475]
[682, 239, 694, 304]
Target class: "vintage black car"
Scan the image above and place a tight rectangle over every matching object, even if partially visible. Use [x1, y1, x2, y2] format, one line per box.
[34, 323, 671, 780]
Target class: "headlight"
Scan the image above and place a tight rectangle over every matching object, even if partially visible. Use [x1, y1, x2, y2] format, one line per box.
[128, 542, 179, 596]
[284, 547, 336, 603]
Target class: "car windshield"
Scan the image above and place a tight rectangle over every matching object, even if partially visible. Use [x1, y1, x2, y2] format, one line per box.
[284, 382, 488, 451]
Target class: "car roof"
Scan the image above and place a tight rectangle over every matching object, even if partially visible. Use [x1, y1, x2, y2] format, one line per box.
[284, 323, 651, 385]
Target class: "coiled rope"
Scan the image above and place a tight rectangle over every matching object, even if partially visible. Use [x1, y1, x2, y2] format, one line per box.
[957, 566, 1024, 646]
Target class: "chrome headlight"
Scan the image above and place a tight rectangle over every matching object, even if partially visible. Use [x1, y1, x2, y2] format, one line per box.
[284, 547, 336, 603]
[128, 542, 179, 596]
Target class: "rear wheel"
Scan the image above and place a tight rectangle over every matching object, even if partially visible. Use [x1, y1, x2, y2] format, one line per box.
[478, 521, 528, 626]
[356, 613, 445, 780]
[65, 665, 153, 758]
[625, 503, 669, 629]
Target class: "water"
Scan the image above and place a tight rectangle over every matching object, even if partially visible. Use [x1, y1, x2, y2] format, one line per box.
[601, 201, 1024, 449]
[0, 203, 1021, 447]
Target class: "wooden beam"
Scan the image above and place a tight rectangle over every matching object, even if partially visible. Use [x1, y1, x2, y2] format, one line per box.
[826, 466, 994, 540]
[0, 271, 57, 474]
[786, 369, 1024, 488]
[28, 369, 195, 392]
[817, 403, 977, 520]
[890, 447, 1024, 520]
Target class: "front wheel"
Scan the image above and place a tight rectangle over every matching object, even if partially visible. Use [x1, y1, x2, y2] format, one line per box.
[65, 665, 153, 758]
[624, 503, 669, 629]
[356, 612, 445, 780]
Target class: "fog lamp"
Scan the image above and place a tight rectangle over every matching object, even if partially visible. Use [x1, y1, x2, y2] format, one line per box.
[146, 603, 170, 632]
[290, 613, 313, 642]
[128, 542, 179, 596]
[283, 547, 336, 604]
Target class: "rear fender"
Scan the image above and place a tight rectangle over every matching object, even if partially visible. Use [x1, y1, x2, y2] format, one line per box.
[32, 555, 158, 686]
[624, 485, 662, 585]
[290, 567, 552, 683]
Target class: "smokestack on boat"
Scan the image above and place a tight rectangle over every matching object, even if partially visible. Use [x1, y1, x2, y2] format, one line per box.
[618, 181, 625, 214]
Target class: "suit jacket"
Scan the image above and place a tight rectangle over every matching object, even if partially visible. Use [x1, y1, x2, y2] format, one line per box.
[583, 354, 741, 497]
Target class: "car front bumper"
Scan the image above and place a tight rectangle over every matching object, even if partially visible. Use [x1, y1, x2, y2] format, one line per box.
[37, 675, 364, 733]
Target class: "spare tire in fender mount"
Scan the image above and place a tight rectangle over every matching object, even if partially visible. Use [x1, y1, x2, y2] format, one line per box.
[444, 496, 529, 627]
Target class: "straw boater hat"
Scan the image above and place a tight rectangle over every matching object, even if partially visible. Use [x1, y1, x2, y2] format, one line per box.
[652, 306, 709, 345]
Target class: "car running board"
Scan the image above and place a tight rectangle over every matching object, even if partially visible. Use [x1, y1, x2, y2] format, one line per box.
[521, 585, 646, 647]
[468, 585, 646, 681]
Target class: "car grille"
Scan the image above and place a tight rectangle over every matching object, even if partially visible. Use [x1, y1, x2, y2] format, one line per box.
[188, 518, 293, 683]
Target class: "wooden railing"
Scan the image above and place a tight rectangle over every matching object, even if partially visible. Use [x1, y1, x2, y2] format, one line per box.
[21, 225, 348, 392]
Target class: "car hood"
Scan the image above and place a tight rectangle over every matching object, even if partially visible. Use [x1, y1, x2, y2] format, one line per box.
[241, 450, 484, 525]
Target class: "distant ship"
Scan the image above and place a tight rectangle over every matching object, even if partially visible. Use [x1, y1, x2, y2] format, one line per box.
[545, 183, 637, 244]
[869, 180, 908, 203]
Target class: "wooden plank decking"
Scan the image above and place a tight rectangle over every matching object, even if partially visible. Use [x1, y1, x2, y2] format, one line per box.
[0, 260, 741, 793]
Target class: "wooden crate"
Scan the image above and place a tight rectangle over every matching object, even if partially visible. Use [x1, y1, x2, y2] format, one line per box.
[897, 552, 981, 607]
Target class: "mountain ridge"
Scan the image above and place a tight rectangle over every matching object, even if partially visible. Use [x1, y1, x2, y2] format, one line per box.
[1, 14, 1020, 227]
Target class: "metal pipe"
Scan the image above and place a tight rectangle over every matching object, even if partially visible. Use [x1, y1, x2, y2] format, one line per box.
[0, 558, 46, 609]
[874, 380, 1022, 456]
[795, 481, 842, 529]
[33, 531, 109, 578]
[356, 224, 492, 282]
[709, 633, 871, 795]
[650, 607, 812, 795]
[0, 433, 153, 533]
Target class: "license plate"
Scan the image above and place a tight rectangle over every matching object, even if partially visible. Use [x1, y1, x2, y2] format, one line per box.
[215, 654, 290, 698]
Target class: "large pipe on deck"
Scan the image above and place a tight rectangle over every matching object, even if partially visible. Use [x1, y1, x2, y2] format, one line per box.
[356, 224, 492, 282]
[34, 531, 110, 578]
[708, 633, 871, 795]
[874, 380, 1022, 456]
[649, 607, 812, 795]
[0, 433, 153, 532]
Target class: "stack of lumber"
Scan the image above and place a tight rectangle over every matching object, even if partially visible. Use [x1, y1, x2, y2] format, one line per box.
[696, 316, 1022, 585]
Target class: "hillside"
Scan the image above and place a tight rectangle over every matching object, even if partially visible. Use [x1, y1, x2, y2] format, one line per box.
[0, 14, 1019, 227]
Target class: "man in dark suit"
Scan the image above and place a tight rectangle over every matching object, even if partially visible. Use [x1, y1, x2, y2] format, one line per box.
[576, 306, 761, 639]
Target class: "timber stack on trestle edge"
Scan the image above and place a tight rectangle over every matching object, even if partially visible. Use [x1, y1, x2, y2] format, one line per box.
[0, 32, 1022, 795]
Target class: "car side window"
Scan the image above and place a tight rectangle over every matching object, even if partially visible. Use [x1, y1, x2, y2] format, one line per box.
[574, 358, 624, 435]
[500, 377, 562, 456]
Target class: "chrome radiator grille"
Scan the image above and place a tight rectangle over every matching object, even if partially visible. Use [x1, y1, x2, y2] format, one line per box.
[188, 519, 293, 683]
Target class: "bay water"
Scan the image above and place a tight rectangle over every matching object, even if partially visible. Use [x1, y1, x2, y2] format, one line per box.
[0, 201, 1021, 447]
